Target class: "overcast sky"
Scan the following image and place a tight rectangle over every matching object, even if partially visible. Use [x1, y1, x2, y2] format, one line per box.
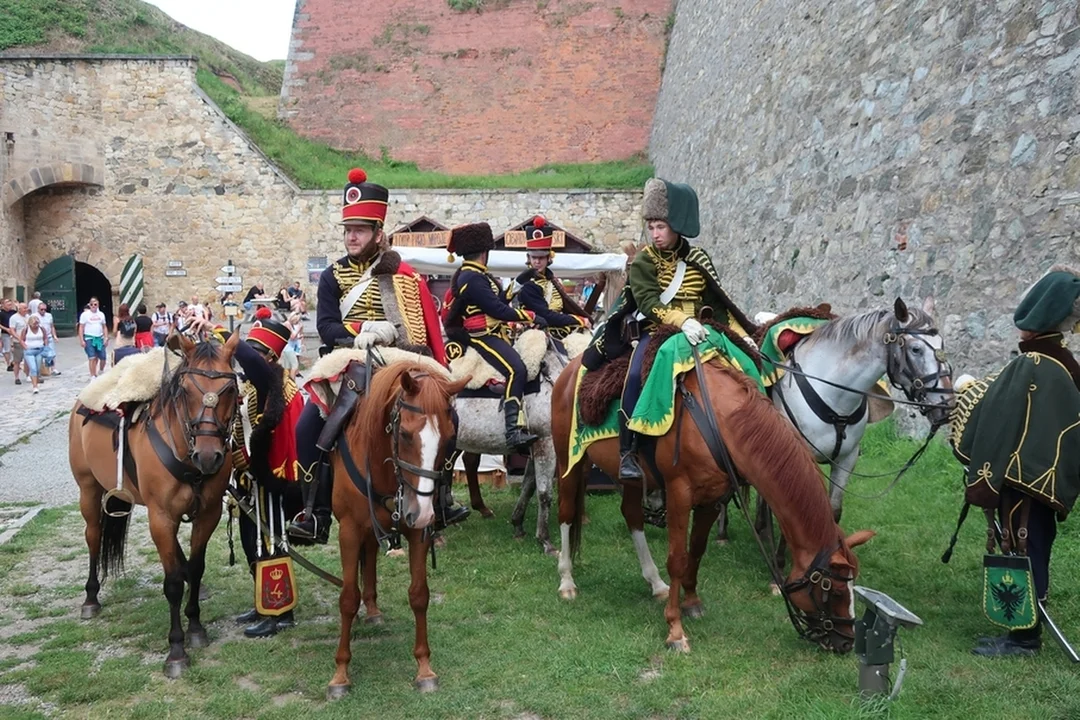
[144, 0, 295, 62]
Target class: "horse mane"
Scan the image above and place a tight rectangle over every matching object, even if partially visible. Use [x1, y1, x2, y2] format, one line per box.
[800, 306, 934, 353]
[711, 364, 838, 548]
[348, 361, 456, 458]
[151, 341, 222, 417]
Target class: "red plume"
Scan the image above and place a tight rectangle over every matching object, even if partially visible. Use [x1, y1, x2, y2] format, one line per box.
[348, 168, 367, 184]
[533, 216, 546, 228]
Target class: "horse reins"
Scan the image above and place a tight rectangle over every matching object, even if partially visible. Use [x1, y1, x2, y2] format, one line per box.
[679, 345, 855, 650]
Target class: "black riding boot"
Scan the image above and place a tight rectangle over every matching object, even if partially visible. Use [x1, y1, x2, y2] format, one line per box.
[618, 425, 644, 480]
[973, 624, 1041, 657]
[504, 399, 539, 451]
[435, 480, 470, 531]
[288, 461, 333, 545]
[244, 610, 295, 639]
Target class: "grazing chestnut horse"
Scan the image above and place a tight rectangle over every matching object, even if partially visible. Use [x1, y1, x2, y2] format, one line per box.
[69, 333, 240, 677]
[328, 362, 469, 699]
[553, 353, 874, 653]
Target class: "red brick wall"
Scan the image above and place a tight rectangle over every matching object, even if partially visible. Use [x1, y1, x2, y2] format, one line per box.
[279, 0, 670, 174]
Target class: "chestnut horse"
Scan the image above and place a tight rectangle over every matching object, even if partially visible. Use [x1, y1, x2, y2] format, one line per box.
[328, 362, 469, 699]
[553, 352, 874, 653]
[69, 333, 240, 677]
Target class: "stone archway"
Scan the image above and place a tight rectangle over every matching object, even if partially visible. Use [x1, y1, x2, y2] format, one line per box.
[2, 162, 104, 208]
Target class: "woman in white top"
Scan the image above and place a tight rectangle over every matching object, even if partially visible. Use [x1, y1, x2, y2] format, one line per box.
[35, 303, 60, 375]
[20, 314, 46, 393]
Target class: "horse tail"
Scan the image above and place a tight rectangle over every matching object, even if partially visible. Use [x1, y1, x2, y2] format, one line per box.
[568, 461, 588, 561]
[98, 508, 130, 581]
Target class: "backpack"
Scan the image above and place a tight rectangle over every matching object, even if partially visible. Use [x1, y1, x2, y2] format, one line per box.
[119, 318, 136, 338]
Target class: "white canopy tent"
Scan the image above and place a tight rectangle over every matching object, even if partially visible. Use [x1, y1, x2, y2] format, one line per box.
[394, 247, 627, 279]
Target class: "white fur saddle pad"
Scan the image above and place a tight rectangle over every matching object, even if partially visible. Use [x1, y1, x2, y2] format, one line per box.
[77, 347, 181, 412]
[305, 346, 448, 413]
[448, 329, 590, 390]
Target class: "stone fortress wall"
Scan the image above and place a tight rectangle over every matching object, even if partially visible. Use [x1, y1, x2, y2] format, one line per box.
[0, 56, 638, 311]
[651, 0, 1080, 378]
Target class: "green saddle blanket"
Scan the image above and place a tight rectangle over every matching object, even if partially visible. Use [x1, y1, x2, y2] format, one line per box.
[758, 315, 833, 386]
[952, 352, 1080, 516]
[565, 327, 763, 472]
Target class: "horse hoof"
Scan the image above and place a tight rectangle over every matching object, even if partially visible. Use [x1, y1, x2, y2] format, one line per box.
[187, 630, 210, 649]
[681, 604, 705, 619]
[512, 527, 526, 540]
[479, 508, 495, 519]
[364, 613, 384, 626]
[163, 657, 190, 679]
[581, 514, 591, 525]
[559, 587, 578, 601]
[769, 583, 782, 597]
[542, 543, 558, 557]
[386, 548, 406, 558]
[715, 538, 729, 546]
[327, 684, 350, 701]
[415, 676, 440, 693]
[653, 588, 670, 603]
[80, 603, 101, 620]
[666, 638, 690, 653]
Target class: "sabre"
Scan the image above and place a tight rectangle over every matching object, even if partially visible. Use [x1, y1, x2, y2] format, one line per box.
[991, 518, 1080, 662]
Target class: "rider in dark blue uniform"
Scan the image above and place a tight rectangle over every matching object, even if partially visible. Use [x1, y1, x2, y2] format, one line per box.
[443, 222, 544, 451]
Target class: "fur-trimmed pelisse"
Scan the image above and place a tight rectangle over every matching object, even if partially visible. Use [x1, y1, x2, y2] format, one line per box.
[305, 347, 448, 412]
[641, 178, 668, 223]
[78, 347, 182, 412]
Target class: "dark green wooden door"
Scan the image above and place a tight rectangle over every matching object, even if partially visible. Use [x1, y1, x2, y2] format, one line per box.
[34, 255, 76, 336]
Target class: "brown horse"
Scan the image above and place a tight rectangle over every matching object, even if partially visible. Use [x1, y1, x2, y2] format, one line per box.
[69, 333, 240, 677]
[327, 362, 469, 699]
[553, 353, 874, 653]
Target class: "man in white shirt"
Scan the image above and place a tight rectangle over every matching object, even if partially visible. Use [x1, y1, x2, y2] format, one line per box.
[151, 302, 172, 346]
[27, 291, 42, 316]
[78, 297, 108, 379]
[8, 303, 29, 385]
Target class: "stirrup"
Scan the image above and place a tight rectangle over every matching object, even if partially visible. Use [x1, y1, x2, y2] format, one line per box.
[618, 453, 644, 480]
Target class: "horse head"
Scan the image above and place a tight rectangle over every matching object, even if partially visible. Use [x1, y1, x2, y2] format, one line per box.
[885, 297, 954, 427]
[786, 529, 874, 653]
[359, 363, 470, 531]
[172, 331, 240, 476]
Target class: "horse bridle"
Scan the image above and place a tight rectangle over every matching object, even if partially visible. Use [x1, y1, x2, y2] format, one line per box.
[883, 322, 954, 414]
[781, 547, 856, 650]
[172, 367, 238, 461]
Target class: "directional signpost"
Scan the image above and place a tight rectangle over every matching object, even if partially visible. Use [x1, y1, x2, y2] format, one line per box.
[216, 259, 242, 333]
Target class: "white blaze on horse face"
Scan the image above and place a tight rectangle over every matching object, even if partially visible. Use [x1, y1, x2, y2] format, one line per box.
[848, 581, 856, 621]
[408, 417, 440, 529]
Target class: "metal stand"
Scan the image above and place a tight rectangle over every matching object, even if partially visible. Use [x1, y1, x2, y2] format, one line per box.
[853, 586, 922, 701]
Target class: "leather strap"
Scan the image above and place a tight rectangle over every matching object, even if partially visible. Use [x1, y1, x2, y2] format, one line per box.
[145, 417, 205, 485]
[789, 359, 867, 461]
[316, 361, 369, 451]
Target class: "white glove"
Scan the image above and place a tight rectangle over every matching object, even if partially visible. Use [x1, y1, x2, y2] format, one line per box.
[680, 318, 707, 346]
[353, 320, 397, 349]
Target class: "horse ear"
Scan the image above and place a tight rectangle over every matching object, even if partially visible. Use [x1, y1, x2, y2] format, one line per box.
[176, 330, 195, 355]
[223, 329, 240, 359]
[922, 295, 936, 316]
[400, 371, 420, 396]
[893, 297, 909, 323]
[846, 529, 876, 548]
[445, 375, 472, 396]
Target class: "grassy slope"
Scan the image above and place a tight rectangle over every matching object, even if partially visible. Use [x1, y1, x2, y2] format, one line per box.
[1, 422, 1079, 719]
[0, 0, 652, 189]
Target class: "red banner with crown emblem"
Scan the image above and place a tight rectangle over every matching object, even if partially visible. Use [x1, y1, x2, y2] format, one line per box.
[254, 556, 298, 616]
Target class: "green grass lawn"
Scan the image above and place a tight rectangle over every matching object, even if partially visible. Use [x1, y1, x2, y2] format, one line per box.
[2, 424, 1080, 718]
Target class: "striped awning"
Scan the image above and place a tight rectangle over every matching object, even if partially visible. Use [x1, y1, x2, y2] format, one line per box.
[120, 254, 144, 309]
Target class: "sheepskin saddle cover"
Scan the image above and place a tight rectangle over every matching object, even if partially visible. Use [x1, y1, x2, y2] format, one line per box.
[78, 348, 181, 412]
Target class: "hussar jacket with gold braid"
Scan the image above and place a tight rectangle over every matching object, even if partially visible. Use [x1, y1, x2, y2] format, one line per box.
[515, 267, 589, 339]
[315, 250, 443, 359]
[629, 239, 755, 337]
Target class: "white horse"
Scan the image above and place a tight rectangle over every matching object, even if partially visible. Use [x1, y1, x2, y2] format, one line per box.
[716, 297, 955, 552]
[451, 330, 587, 555]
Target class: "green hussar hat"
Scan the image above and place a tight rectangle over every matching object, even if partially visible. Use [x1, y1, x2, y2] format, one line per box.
[642, 177, 700, 238]
[1014, 265, 1080, 333]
